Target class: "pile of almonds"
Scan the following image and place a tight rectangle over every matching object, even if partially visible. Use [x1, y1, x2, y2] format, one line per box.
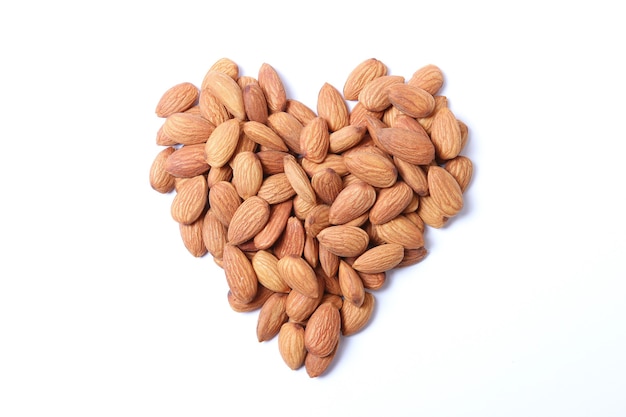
[149, 58, 473, 377]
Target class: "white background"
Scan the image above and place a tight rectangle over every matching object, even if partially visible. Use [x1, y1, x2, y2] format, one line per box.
[1, 1, 625, 416]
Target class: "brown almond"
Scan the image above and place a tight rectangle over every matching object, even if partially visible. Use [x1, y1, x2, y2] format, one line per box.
[253, 200, 293, 250]
[397, 247, 428, 268]
[201, 209, 227, 259]
[242, 83, 269, 124]
[349, 101, 384, 128]
[373, 215, 424, 249]
[328, 181, 376, 225]
[208, 180, 241, 227]
[303, 233, 319, 268]
[278, 322, 307, 370]
[156, 82, 199, 118]
[338, 260, 365, 307]
[179, 216, 207, 257]
[204, 118, 241, 168]
[300, 116, 330, 163]
[285, 99, 318, 126]
[444, 155, 473, 193]
[273, 216, 306, 259]
[316, 225, 369, 258]
[256, 292, 289, 342]
[430, 107, 462, 161]
[369, 181, 414, 224]
[251, 250, 290, 293]
[351, 243, 405, 274]
[304, 204, 331, 237]
[198, 89, 231, 127]
[358, 75, 405, 112]
[304, 302, 341, 357]
[340, 291, 375, 336]
[256, 150, 289, 175]
[317, 82, 349, 132]
[283, 154, 317, 205]
[417, 194, 449, 229]
[162, 112, 215, 145]
[149, 146, 176, 193]
[408, 64, 444, 95]
[206, 164, 233, 187]
[427, 165, 464, 217]
[164, 143, 210, 178]
[393, 156, 429, 196]
[286, 274, 325, 323]
[377, 126, 435, 166]
[204, 57, 239, 82]
[227, 285, 273, 313]
[293, 195, 318, 221]
[277, 254, 320, 298]
[310, 168, 343, 205]
[202, 70, 246, 120]
[231, 151, 263, 199]
[300, 154, 348, 177]
[227, 196, 271, 246]
[343, 146, 398, 188]
[156, 125, 177, 146]
[387, 83, 436, 118]
[242, 121, 289, 152]
[257, 173, 296, 204]
[328, 125, 367, 154]
[305, 339, 339, 378]
[267, 111, 304, 154]
[170, 174, 207, 225]
[343, 58, 388, 101]
[359, 271, 386, 291]
[222, 244, 258, 304]
[258, 63, 287, 113]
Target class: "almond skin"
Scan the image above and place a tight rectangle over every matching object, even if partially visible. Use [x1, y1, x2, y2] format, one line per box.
[387, 83, 436, 118]
[283, 154, 317, 205]
[222, 244, 259, 304]
[252, 250, 290, 293]
[199, 89, 230, 127]
[427, 166, 464, 217]
[317, 82, 349, 132]
[376, 126, 435, 166]
[208, 181, 241, 227]
[242, 82, 269, 124]
[231, 151, 263, 199]
[170, 174, 207, 225]
[351, 243, 405, 274]
[343, 58, 387, 101]
[258, 63, 287, 113]
[305, 339, 339, 378]
[417, 194, 449, 229]
[162, 112, 215, 145]
[338, 260, 365, 307]
[316, 225, 370, 258]
[358, 75, 405, 112]
[267, 112, 304, 154]
[340, 291, 375, 336]
[430, 107, 462, 161]
[227, 285, 273, 313]
[149, 146, 176, 193]
[310, 168, 343, 205]
[253, 199, 293, 250]
[300, 116, 330, 163]
[164, 143, 210, 178]
[273, 216, 306, 259]
[328, 181, 376, 225]
[343, 146, 398, 188]
[286, 274, 325, 323]
[278, 322, 307, 370]
[304, 302, 341, 357]
[373, 215, 425, 249]
[201, 209, 227, 260]
[285, 99, 317, 126]
[155, 82, 199, 117]
[256, 292, 289, 342]
[256, 173, 296, 205]
[227, 196, 271, 246]
[368, 181, 414, 225]
[204, 118, 241, 168]
[179, 217, 207, 257]
[408, 64, 444, 95]
[202, 70, 246, 120]
[444, 155, 473, 193]
[277, 254, 320, 299]
[242, 121, 289, 152]
[393, 156, 429, 196]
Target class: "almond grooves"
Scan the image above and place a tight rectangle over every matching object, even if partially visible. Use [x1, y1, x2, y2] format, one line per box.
[149, 58, 474, 378]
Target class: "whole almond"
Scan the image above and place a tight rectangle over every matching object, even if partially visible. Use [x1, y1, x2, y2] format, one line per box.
[164, 143, 210, 178]
[377, 126, 435, 166]
[162, 112, 215, 145]
[156, 125, 177, 146]
[343, 58, 387, 101]
[231, 151, 263, 199]
[387, 83, 436, 118]
[266, 111, 303, 154]
[170, 174, 207, 225]
[179, 217, 207, 257]
[206, 164, 233, 188]
[227, 196, 271, 246]
[283, 154, 317, 205]
[397, 246, 428, 268]
[444, 155, 473, 193]
[317, 82, 349, 132]
[205, 57, 239, 82]
[256, 150, 289, 175]
[300, 116, 330, 163]
[358, 271, 386, 291]
[258, 63, 287, 113]
[273, 216, 306, 259]
[257, 173, 296, 204]
[373, 215, 424, 249]
[358, 75, 405, 112]
[340, 291, 375, 336]
[369, 181, 414, 224]
[328, 125, 367, 154]
[208, 180, 241, 226]
[286, 273, 325, 323]
[427, 166, 464, 217]
[351, 243, 405, 274]
[222, 244, 258, 304]
[318, 244, 340, 279]
[201, 209, 227, 259]
[149, 146, 176, 193]
[256, 292, 289, 342]
[303, 233, 319, 268]
[305, 339, 339, 378]
[253, 199, 293, 250]
[392, 156, 429, 196]
[328, 181, 376, 225]
[242, 121, 289, 152]
[430, 107, 462, 161]
[155, 82, 199, 118]
[310, 168, 343, 205]
[349, 101, 384, 128]
[285, 99, 317, 126]
[204, 118, 241, 168]
[343, 146, 398, 188]
[316, 225, 369, 258]
[292, 195, 318, 221]
[338, 260, 365, 307]
[304, 302, 341, 357]
[242, 83, 269, 124]
[300, 154, 348, 177]
[227, 285, 273, 313]
[416, 194, 449, 228]
[304, 204, 331, 238]
[407, 64, 444, 95]
[202, 70, 246, 120]
[252, 250, 290, 293]
[277, 254, 320, 298]
[278, 322, 307, 370]
[198, 89, 231, 127]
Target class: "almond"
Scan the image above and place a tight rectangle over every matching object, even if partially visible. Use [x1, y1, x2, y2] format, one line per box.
[204, 118, 241, 168]
[277, 254, 320, 299]
[300, 116, 330, 163]
[376, 126, 435, 166]
[430, 107, 462, 161]
[300, 154, 349, 177]
[273, 216, 306, 259]
[283, 154, 317, 205]
[242, 83, 269, 124]
[201, 209, 227, 260]
[256, 292, 289, 342]
[343, 58, 387, 101]
[303, 233, 319, 268]
[179, 216, 207, 257]
[266, 111, 304, 154]
[155, 82, 199, 118]
[278, 322, 307, 370]
[304, 204, 331, 238]
[206, 164, 233, 188]
[305, 339, 339, 378]
[392, 156, 429, 196]
[252, 250, 290, 293]
[149, 146, 176, 193]
[202, 70, 246, 120]
[227, 285, 273, 313]
[231, 151, 263, 199]
[304, 302, 341, 357]
[258, 63, 287, 113]
[328, 124, 367, 154]
[256, 150, 290, 175]
[198, 89, 231, 127]
[340, 291, 375, 336]
[286, 274, 325, 322]
[444, 155, 473, 193]
[205, 57, 239, 81]
[317, 82, 349, 132]
[257, 173, 296, 204]
[242, 121, 289, 152]
[373, 215, 424, 249]
[387, 83, 436, 118]
[285, 99, 317, 126]
[338, 260, 365, 307]
[253, 199, 293, 250]
[368, 181, 414, 225]
[349, 101, 384, 128]
[222, 244, 258, 304]
[208, 180, 241, 227]
[328, 181, 376, 225]
[358, 271, 386, 291]
[227, 196, 271, 246]
[162, 112, 215, 145]
[407, 64, 444, 95]
[310, 168, 343, 205]
[427, 165, 464, 217]
[316, 225, 369, 258]
[170, 174, 207, 225]
[397, 246, 428, 268]
[358, 75, 405, 112]
[343, 146, 397, 188]
[351, 243, 405, 274]
[164, 144, 209, 178]
[416, 194, 449, 229]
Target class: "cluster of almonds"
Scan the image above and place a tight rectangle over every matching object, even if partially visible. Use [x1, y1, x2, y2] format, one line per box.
[149, 57, 473, 377]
